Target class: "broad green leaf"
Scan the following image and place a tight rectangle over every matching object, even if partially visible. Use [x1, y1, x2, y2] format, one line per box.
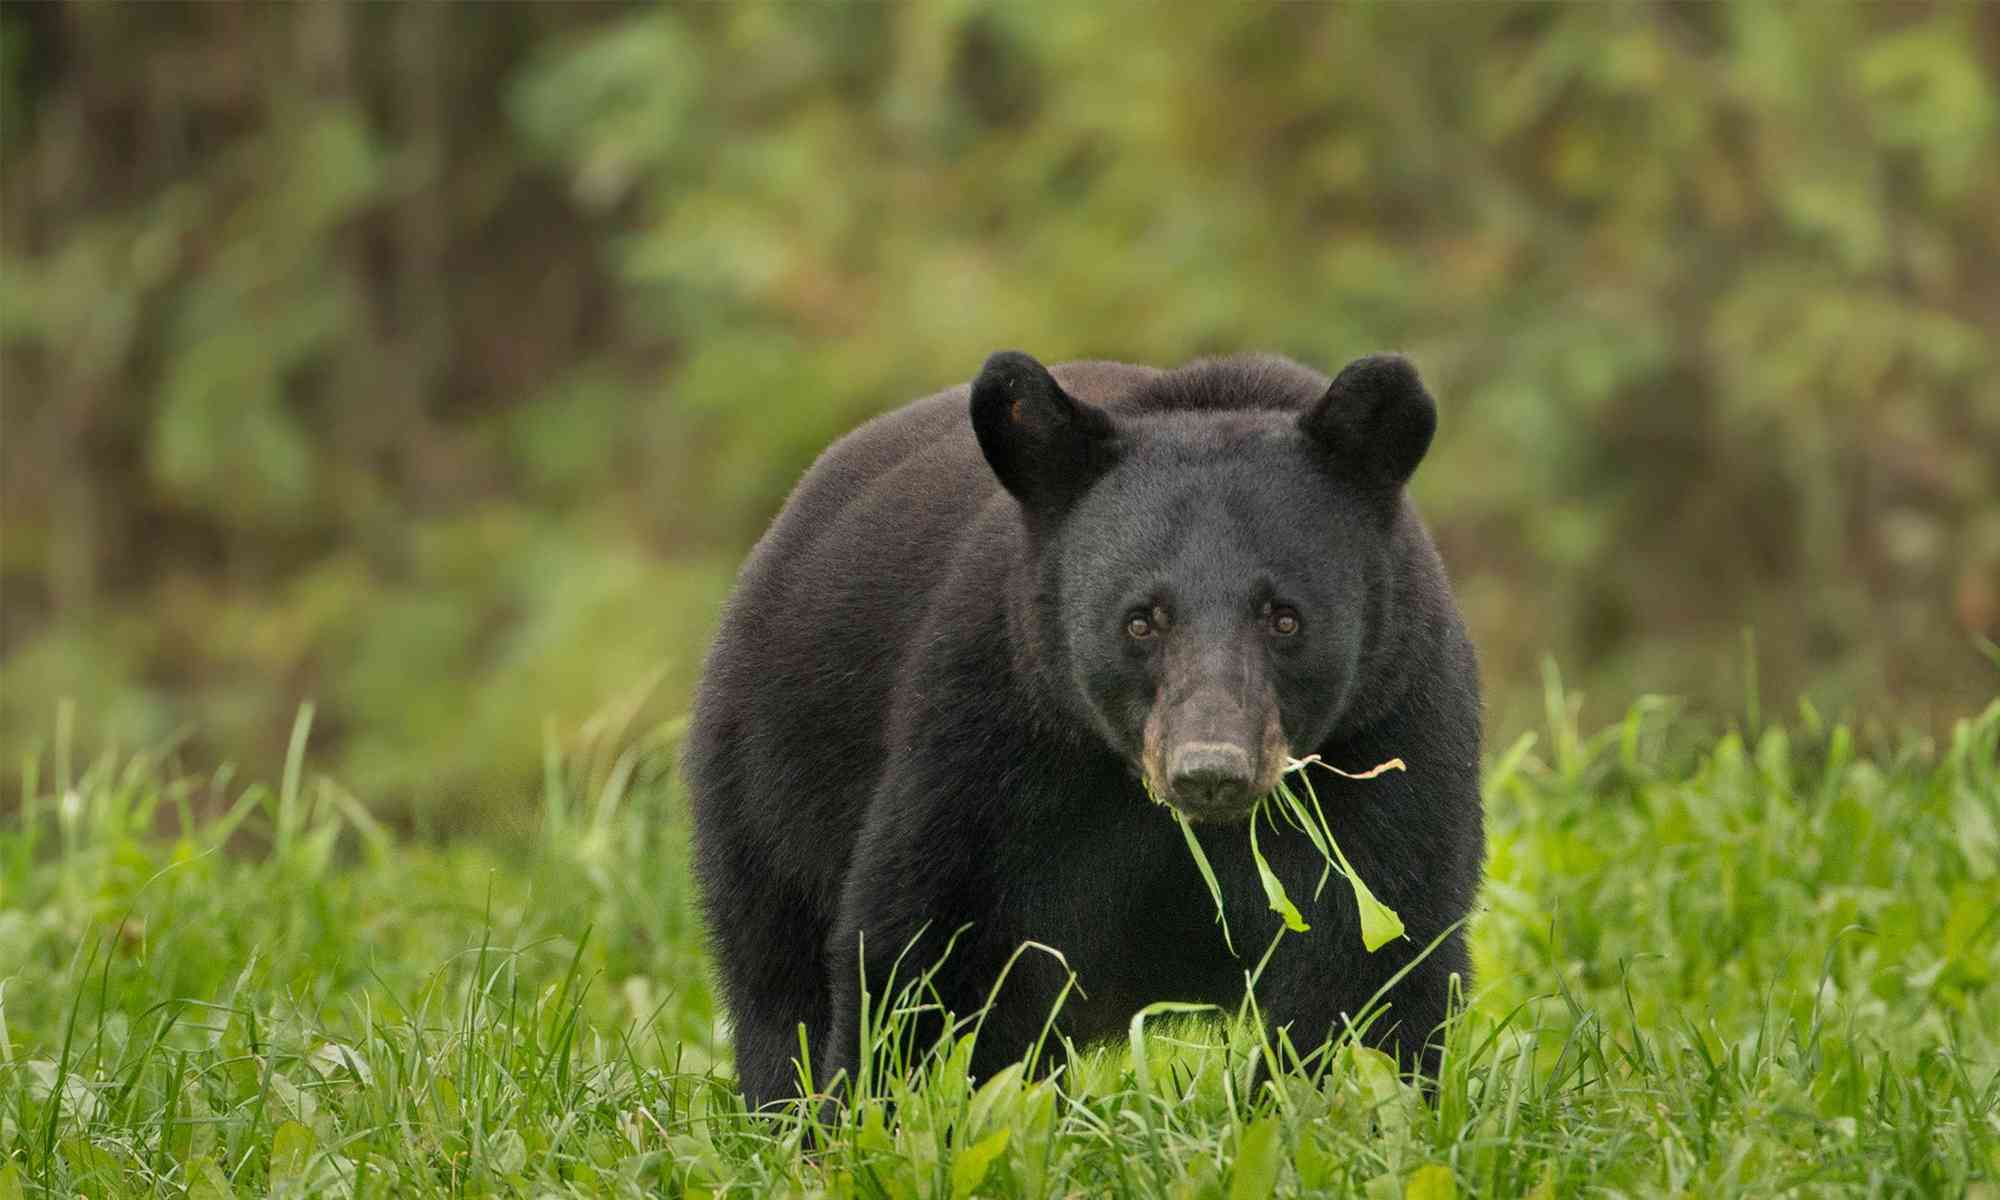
[856, 1102, 895, 1155]
[270, 1119, 314, 1182]
[1405, 1163, 1459, 1200]
[1229, 1116, 1283, 1200]
[964, 1062, 1025, 1139]
[60, 1138, 123, 1181]
[488, 1127, 527, 1177]
[1294, 1129, 1335, 1190]
[669, 1131, 727, 1188]
[184, 1157, 233, 1200]
[1347, 1046, 1411, 1139]
[950, 1127, 1009, 1199]
[1345, 860, 1408, 952]
[1249, 812, 1309, 932]
[1018, 1084, 1058, 1199]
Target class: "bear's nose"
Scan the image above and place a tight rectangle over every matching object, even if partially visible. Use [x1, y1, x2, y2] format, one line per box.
[1168, 742, 1255, 814]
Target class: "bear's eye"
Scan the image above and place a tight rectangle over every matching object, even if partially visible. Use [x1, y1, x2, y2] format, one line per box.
[1269, 607, 1301, 637]
[1125, 611, 1156, 640]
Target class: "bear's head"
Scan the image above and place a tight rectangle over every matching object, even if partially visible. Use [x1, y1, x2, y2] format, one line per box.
[971, 351, 1437, 823]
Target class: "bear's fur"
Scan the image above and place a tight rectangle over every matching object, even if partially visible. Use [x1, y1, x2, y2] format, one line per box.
[686, 352, 1483, 1110]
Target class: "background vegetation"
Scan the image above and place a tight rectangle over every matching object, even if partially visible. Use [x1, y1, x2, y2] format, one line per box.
[4, 5, 1997, 814]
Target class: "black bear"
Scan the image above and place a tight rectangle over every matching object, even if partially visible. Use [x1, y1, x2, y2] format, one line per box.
[686, 351, 1483, 1111]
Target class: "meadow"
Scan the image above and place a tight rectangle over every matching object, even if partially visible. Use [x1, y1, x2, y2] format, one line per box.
[3, 678, 1997, 1198]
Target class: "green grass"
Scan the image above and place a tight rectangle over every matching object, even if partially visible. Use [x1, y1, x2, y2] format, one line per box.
[3, 685, 1997, 1198]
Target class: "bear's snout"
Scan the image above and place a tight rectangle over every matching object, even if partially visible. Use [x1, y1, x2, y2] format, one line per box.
[1142, 683, 1283, 821]
[1167, 741, 1256, 818]
[1139, 630, 1288, 821]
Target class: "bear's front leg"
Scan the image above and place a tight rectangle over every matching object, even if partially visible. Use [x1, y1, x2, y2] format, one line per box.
[819, 882, 957, 1106]
[816, 777, 996, 1107]
[817, 791, 1075, 1108]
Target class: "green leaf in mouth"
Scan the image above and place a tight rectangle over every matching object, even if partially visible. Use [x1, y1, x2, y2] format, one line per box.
[1153, 755, 1409, 955]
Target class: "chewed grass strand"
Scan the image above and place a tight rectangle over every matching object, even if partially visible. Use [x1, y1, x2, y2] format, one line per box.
[1149, 779, 1236, 956]
[1283, 756, 1409, 951]
[1247, 806, 1309, 934]
[1153, 755, 1409, 957]
[1287, 753, 1407, 781]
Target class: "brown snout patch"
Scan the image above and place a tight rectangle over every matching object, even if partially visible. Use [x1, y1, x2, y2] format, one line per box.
[1141, 695, 1170, 803]
[1256, 700, 1291, 797]
[1140, 682, 1292, 815]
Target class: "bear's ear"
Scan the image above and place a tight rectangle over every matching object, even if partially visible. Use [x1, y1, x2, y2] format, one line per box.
[1299, 354, 1437, 491]
[971, 350, 1118, 513]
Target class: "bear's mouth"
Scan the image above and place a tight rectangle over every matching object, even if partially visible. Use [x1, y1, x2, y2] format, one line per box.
[1159, 788, 1260, 824]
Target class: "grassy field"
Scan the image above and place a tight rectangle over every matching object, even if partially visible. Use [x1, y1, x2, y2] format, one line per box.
[3, 681, 1997, 1198]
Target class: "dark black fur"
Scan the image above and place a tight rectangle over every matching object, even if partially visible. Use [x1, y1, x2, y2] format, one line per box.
[685, 353, 1484, 1110]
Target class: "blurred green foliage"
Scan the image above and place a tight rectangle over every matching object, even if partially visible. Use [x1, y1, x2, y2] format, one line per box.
[3, 4, 1996, 814]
